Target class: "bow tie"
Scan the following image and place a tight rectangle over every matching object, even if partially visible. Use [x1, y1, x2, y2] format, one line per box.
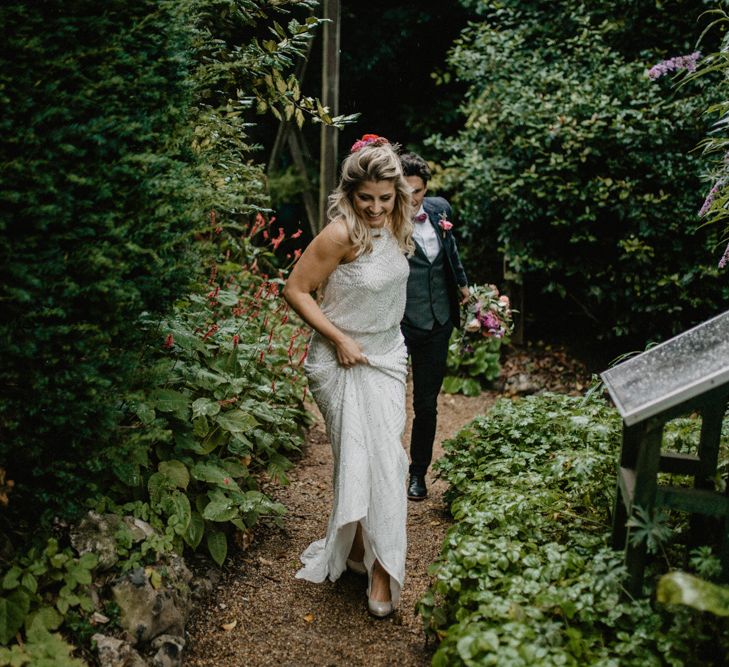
[414, 213, 428, 223]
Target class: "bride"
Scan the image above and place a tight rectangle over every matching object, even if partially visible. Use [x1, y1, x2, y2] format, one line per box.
[283, 135, 413, 617]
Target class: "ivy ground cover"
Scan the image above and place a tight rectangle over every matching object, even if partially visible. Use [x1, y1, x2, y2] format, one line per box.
[419, 393, 729, 666]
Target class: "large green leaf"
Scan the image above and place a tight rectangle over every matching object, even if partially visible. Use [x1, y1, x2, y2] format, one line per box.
[657, 571, 729, 617]
[206, 530, 228, 566]
[184, 511, 205, 549]
[193, 415, 210, 438]
[215, 410, 258, 433]
[134, 402, 156, 425]
[147, 472, 166, 505]
[2, 567, 21, 591]
[158, 460, 190, 489]
[192, 397, 221, 419]
[0, 590, 31, 644]
[148, 389, 190, 419]
[197, 425, 229, 455]
[191, 461, 239, 488]
[227, 432, 254, 456]
[202, 489, 239, 522]
[26, 606, 63, 633]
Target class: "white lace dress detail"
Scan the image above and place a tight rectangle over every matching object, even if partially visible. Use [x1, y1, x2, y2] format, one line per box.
[296, 229, 410, 606]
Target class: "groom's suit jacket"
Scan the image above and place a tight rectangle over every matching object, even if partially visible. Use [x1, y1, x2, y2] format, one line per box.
[402, 196, 468, 331]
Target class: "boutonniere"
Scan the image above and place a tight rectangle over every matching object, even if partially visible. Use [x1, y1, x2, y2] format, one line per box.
[438, 212, 453, 238]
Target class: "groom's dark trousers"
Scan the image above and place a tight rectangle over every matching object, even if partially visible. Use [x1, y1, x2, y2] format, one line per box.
[401, 319, 453, 476]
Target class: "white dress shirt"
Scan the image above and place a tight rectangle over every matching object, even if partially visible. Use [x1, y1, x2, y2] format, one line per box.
[411, 206, 441, 262]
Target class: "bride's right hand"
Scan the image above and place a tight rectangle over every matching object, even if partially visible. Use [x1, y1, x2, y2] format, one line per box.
[334, 335, 369, 368]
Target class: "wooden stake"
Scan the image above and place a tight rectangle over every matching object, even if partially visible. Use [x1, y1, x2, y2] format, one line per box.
[319, 0, 341, 234]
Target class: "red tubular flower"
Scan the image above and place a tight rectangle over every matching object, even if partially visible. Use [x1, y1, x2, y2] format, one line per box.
[259, 350, 265, 363]
[202, 324, 219, 341]
[291, 229, 303, 239]
[164, 334, 174, 349]
[297, 344, 309, 366]
[293, 249, 302, 261]
[281, 314, 289, 326]
[232, 334, 239, 348]
[271, 228, 285, 250]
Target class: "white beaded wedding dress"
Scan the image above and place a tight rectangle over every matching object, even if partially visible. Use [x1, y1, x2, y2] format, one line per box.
[296, 228, 410, 606]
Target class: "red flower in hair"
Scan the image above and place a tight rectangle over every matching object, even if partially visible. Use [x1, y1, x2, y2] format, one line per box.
[350, 133, 389, 153]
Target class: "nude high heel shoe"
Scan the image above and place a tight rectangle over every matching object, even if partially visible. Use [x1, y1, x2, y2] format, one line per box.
[366, 568, 394, 618]
[367, 595, 393, 618]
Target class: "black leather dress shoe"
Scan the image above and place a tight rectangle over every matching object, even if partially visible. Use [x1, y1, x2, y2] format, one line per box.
[407, 474, 427, 501]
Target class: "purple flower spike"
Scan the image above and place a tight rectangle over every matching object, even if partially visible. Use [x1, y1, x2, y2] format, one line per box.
[719, 242, 729, 269]
[648, 51, 701, 80]
[699, 182, 720, 217]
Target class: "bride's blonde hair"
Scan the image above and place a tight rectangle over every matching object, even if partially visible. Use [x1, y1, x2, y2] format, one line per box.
[326, 142, 414, 256]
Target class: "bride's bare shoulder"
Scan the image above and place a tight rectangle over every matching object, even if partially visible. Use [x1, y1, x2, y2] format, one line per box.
[321, 218, 352, 245]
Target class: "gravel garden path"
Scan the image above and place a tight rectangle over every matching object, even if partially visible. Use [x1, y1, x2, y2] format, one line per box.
[185, 344, 590, 667]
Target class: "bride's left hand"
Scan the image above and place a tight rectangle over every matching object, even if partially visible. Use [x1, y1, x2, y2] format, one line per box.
[334, 334, 369, 368]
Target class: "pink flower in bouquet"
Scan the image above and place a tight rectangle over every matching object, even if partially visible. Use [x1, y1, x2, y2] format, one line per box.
[499, 294, 510, 308]
[465, 317, 481, 333]
[479, 310, 504, 337]
[439, 219, 453, 232]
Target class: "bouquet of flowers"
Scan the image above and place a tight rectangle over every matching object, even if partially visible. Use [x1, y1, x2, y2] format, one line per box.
[443, 283, 514, 396]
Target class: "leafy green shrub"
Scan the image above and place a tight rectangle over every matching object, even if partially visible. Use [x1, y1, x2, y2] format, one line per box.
[0, 538, 96, 650]
[420, 393, 729, 665]
[98, 220, 311, 565]
[430, 1, 729, 343]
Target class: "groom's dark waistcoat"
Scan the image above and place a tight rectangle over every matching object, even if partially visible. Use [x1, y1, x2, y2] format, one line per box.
[402, 196, 468, 331]
[403, 247, 450, 330]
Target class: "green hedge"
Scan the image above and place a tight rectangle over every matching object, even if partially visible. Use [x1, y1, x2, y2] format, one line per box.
[0, 0, 203, 515]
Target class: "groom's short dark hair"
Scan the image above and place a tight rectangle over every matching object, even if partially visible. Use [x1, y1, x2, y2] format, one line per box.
[400, 152, 431, 184]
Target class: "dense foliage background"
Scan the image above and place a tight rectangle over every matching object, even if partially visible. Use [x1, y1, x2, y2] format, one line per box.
[427, 0, 729, 347]
[3, 0, 729, 662]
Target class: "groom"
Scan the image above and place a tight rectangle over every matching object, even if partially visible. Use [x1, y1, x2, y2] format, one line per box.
[400, 152, 469, 501]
